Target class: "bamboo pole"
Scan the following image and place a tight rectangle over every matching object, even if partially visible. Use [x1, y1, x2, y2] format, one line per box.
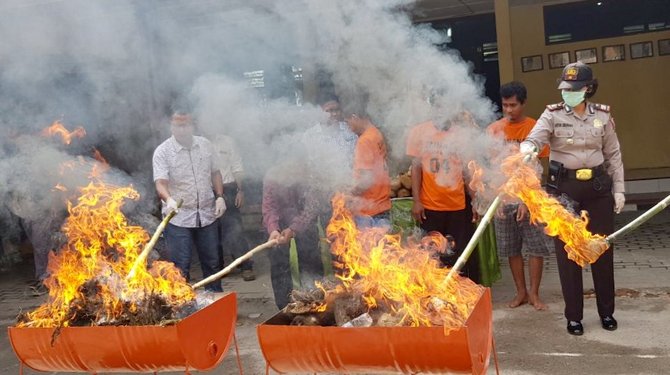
[192, 239, 278, 289]
[606, 193, 670, 245]
[444, 196, 502, 284]
[126, 199, 182, 280]
[443, 154, 532, 284]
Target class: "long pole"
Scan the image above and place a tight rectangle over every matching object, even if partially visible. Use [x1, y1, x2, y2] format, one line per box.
[606, 193, 670, 245]
[443, 154, 532, 284]
[444, 196, 502, 284]
[126, 200, 182, 280]
[192, 239, 278, 289]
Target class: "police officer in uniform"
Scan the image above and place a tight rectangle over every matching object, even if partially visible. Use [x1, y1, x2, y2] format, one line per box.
[520, 62, 625, 336]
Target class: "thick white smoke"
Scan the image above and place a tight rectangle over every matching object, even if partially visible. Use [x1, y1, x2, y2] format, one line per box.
[0, 0, 512, 257]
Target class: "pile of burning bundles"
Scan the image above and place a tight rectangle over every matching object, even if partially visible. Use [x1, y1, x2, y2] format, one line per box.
[280, 194, 486, 330]
[9, 181, 238, 374]
[15, 182, 197, 330]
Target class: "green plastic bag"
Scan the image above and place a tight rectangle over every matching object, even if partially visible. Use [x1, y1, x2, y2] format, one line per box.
[317, 217, 334, 278]
[390, 198, 417, 237]
[289, 238, 302, 289]
[290, 218, 334, 289]
[475, 221, 501, 287]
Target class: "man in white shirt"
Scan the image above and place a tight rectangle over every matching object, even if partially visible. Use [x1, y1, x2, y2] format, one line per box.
[152, 112, 226, 292]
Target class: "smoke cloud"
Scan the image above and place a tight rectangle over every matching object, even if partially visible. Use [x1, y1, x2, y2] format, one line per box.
[0, 0, 513, 253]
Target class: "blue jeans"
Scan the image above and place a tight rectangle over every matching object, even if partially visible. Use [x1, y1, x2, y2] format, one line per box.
[164, 222, 223, 292]
[354, 210, 391, 230]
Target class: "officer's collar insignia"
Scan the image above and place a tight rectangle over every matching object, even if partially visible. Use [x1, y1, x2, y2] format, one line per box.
[564, 103, 572, 113]
[565, 67, 578, 80]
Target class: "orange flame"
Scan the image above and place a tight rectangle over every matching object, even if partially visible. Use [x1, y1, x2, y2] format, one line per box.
[41, 121, 86, 145]
[90, 148, 110, 178]
[500, 154, 608, 266]
[467, 160, 485, 195]
[19, 174, 194, 328]
[324, 194, 483, 328]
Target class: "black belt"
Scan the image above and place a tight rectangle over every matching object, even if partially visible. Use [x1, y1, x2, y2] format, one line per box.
[563, 164, 605, 180]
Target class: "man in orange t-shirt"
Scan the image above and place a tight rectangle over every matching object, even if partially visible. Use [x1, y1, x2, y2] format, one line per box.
[487, 81, 552, 310]
[406, 109, 479, 283]
[344, 102, 391, 228]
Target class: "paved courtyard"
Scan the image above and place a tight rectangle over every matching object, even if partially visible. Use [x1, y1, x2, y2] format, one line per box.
[1, 209, 669, 374]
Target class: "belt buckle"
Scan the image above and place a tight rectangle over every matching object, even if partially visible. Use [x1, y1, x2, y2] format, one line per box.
[576, 168, 593, 181]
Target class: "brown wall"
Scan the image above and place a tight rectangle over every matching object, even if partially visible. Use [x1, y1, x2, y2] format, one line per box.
[508, 4, 670, 179]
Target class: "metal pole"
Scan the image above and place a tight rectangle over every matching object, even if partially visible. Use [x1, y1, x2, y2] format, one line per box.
[606, 193, 670, 245]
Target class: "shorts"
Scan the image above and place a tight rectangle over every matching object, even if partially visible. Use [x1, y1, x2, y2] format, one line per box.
[494, 204, 552, 258]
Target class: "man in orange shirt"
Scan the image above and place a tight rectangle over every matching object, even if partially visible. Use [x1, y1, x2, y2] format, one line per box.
[406, 105, 480, 283]
[344, 101, 391, 228]
[488, 81, 552, 310]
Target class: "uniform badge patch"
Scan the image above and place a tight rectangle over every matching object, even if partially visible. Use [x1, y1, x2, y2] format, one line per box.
[593, 119, 603, 128]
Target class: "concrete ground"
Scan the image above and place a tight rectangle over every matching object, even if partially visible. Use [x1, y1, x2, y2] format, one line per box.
[1, 209, 669, 375]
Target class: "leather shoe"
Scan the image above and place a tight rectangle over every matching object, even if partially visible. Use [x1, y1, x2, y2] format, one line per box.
[601, 316, 618, 331]
[567, 320, 584, 336]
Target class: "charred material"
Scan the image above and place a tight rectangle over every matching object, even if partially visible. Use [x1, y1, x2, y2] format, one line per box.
[16, 279, 191, 328]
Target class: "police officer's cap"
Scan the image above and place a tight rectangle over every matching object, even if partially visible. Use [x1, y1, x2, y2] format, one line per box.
[557, 62, 594, 90]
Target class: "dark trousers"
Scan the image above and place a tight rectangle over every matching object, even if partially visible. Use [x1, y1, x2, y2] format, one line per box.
[164, 221, 223, 292]
[268, 229, 322, 309]
[552, 178, 615, 321]
[218, 187, 252, 271]
[421, 208, 480, 284]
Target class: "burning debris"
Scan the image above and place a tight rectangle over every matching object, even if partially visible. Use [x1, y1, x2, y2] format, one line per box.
[16, 181, 195, 328]
[40, 121, 87, 146]
[279, 194, 484, 331]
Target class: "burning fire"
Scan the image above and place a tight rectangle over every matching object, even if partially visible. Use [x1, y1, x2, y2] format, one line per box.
[18, 181, 195, 328]
[19, 123, 194, 328]
[40, 120, 86, 145]
[323, 194, 484, 328]
[497, 154, 608, 267]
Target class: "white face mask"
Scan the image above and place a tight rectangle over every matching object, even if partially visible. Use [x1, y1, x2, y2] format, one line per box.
[561, 89, 586, 107]
[171, 124, 194, 146]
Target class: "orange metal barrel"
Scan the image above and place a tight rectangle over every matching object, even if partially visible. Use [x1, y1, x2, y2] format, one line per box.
[7, 292, 237, 373]
[257, 288, 492, 375]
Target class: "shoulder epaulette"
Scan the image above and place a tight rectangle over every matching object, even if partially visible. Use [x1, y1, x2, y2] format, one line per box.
[546, 103, 564, 111]
[593, 103, 610, 113]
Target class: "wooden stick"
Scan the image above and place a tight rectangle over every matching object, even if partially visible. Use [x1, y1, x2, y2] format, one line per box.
[192, 239, 278, 289]
[126, 199, 182, 280]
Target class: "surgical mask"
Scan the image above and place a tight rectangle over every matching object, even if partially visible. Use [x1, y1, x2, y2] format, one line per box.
[171, 124, 194, 147]
[561, 90, 586, 107]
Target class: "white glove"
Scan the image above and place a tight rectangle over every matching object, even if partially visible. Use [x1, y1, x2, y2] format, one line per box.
[614, 192, 625, 214]
[166, 197, 179, 213]
[519, 142, 538, 157]
[215, 197, 227, 218]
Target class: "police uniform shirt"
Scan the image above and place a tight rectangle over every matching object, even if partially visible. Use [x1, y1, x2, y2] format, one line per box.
[523, 102, 624, 193]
